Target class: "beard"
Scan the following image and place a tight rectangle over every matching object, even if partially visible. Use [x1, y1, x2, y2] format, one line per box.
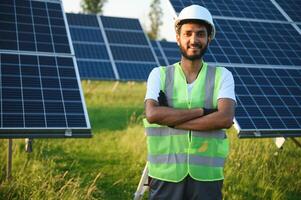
[179, 42, 209, 61]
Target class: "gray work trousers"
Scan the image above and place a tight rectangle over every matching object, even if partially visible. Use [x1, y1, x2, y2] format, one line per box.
[148, 175, 223, 200]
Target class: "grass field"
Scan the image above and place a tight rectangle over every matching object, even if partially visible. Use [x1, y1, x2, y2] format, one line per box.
[0, 81, 301, 200]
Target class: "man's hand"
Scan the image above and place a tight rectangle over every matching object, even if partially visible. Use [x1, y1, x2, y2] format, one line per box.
[203, 108, 217, 116]
[158, 90, 168, 106]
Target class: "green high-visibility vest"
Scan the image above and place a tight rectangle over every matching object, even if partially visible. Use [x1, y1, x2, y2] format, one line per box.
[144, 62, 229, 182]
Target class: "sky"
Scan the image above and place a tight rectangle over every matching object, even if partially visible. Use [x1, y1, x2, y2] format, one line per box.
[62, 0, 177, 41]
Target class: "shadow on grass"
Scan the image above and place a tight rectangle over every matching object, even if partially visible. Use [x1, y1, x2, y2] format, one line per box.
[87, 106, 144, 133]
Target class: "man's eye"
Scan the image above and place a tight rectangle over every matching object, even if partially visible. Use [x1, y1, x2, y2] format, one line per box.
[198, 32, 206, 37]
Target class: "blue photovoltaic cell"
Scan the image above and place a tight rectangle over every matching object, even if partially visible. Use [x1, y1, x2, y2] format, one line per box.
[116, 63, 155, 80]
[110, 46, 155, 62]
[0, 0, 91, 138]
[69, 28, 104, 43]
[77, 61, 114, 79]
[100, 16, 158, 80]
[229, 66, 301, 137]
[101, 16, 143, 30]
[276, 0, 301, 22]
[106, 30, 149, 46]
[169, 0, 286, 21]
[211, 19, 301, 66]
[0, 0, 70, 53]
[73, 43, 109, 60]
[66, 13, 99, 27]
[67, 13, 115, 80]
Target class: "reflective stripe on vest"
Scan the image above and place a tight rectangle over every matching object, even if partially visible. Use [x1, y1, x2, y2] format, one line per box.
[148, 154, 225, 167]
[165, 65, 174, 107]
[145, 62, 229, 182]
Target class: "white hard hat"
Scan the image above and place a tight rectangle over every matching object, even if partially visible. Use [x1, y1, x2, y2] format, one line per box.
[175, 5, 216, 40]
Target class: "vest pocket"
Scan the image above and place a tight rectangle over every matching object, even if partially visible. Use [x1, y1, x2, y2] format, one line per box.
[216, 139, 229, 158]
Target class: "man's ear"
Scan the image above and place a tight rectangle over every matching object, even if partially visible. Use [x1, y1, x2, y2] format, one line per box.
[207, 36, 212, 44]
[176, 34, 180, 46]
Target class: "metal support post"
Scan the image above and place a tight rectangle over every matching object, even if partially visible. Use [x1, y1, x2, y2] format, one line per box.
[25, 138, 33, 153]
[7, 139, 12, 181]
[133, 165, 149, 200]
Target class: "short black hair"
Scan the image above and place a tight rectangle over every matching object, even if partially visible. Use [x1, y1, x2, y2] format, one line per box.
[176, 19, 212, 37]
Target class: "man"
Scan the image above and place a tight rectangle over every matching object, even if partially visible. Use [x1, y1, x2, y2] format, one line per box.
[144, 5, 236, 200]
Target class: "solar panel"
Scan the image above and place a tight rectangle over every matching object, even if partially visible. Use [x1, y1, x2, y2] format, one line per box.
[100, 16, 159, 80]
[0, 0, 71, 53]
[275, 0, 301, 22]
[169, 0, 286, 21]
[0, 0, 91, 138]
[210, 19, 301, 66]
[230, 66, 301, 138]
[67, 13, 115, 80]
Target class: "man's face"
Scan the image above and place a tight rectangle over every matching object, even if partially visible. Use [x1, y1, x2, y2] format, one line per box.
[176, 22, 210, 61]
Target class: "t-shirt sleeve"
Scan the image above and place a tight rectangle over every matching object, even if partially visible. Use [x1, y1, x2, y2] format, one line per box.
[218, 68, 236, 102]
[145, 67, 161, 102]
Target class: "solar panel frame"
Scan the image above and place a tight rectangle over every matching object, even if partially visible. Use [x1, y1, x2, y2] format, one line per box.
[274, 0, 301, 22]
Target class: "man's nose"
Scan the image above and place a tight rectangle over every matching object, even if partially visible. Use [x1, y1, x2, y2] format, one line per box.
[190, 34, 198, 44]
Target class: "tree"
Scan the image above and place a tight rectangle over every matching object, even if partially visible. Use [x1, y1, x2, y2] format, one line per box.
[81, 0, 107, 14]
[148, 0, 163, 40]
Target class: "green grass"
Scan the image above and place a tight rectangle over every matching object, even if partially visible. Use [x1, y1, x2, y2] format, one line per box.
[1, 81, 301, 199]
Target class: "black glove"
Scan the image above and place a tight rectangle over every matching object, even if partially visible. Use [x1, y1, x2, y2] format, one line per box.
[203, 108, 218, 116]
[158, 90, 168, 106]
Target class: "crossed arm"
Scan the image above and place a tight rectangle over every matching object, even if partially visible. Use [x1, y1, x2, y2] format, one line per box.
[145, 98, 235, 131]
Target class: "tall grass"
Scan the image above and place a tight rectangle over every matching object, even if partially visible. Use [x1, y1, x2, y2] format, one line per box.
[0, 81, 301, 199]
